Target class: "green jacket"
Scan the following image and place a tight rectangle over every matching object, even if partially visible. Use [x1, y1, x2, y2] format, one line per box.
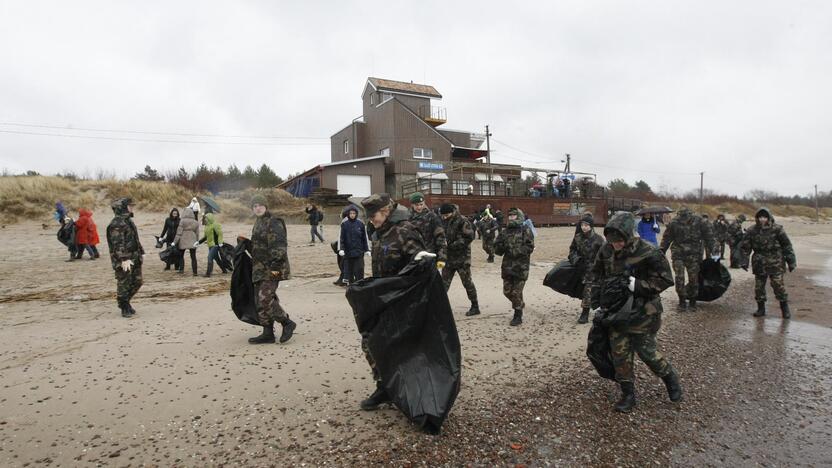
[202, 213, 223, 247]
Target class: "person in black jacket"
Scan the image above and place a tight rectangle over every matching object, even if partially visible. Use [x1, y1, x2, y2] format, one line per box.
[305, 204, 325, 243]
[338, 206, 370, 285]
[159, 208, 180, 270]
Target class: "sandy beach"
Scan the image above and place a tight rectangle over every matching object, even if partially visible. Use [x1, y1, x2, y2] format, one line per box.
[0, 213, 830, 466]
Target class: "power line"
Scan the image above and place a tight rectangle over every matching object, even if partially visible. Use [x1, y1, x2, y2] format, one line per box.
[0, 129, 329, 146]
[0, 121, 330, 140]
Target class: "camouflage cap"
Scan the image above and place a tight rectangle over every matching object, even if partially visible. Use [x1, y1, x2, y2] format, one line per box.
[361, 193, 392, 216]
[409, 192, 425, 203]
[737, 214, 746, 222]
[250, 194, 267, 208]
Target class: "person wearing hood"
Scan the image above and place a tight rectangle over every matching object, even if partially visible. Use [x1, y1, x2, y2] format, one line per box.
[106, 198, 144, 318]
[569, 215, 604, 323]
[494, 207, 535, 326]
[727, 214, 747, 268]
[246, 194, 297, 345]
[740, 208, 796, 318]
[58, 216, 78, 261]
[480, 213, 499, 263]
[338, 205, 370, 285]
[357, 193, 427, 411]
[54, 201, 67, 225]
[712, 214, 730, 259]
[173, 207, 200, 275]
[73, 208, 100, 259]
[592, 211, 681, 413]
[637, 214, 661, 246]
[408, 192, 447, 266]
[439, 203, 480, 316]
[187, 197, 200, 220]
[197, 213, 227, 277]
[159, 208, 181, 270]
[659, 207, 717, 310]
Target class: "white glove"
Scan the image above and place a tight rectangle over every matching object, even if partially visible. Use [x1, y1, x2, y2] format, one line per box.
[338, 250, 345, 257]
[193, 242, 200, 248]
[365, 251, 371, 257]
[711, 254, 721, 261]
[628, 276, 636, 292]
[120, 260, 134, 272]
[414, 251, 437, 261]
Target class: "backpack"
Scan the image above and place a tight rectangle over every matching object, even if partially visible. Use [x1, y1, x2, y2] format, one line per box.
[317, 211, 324, 222]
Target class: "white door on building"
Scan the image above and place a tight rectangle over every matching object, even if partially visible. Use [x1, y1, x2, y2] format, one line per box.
[336, 174, 372, 197]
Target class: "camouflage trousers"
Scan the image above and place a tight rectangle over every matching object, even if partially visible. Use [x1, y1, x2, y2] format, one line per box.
[114, 263, 143, 305]
[755, 274, 788, 302]
[351, 311, 379, 382]
[442, 265, 478, 303]
[482, 238, 496, 255]
[580, 272, 593, 309]
[502, 279, 526, 310]
[672, 255, 701, 300]
[254, 279, 289, 328]
[609, 329, 673, 383]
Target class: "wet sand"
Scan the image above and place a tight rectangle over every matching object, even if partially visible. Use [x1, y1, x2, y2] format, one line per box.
[0, 214, 830, 466]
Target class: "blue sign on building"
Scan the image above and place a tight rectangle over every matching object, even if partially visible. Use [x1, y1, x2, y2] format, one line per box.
[418, 162, 444, 171]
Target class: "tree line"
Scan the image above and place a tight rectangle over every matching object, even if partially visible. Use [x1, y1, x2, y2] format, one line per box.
[133, 164, 283, 193]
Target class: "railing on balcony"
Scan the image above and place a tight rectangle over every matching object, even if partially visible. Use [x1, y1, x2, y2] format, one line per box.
[418, 105, 447, 126]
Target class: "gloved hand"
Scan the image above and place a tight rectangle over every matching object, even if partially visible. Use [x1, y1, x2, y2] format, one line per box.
[711, 254, 721, 261]
[414, 251, 437, 261]
[788, 264, 796, 272]
[436, 261, 446, 270]
[338, 250, 345, 257]
[120, 260, 134, 272]
[193, 242, 200, 248]
[365, 251, 371, 257]
[628, 276, 636, 292]
[270, 271, 281, 279]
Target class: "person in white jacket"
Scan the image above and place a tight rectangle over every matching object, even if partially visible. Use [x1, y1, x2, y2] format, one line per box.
[187, 197, 200, 220]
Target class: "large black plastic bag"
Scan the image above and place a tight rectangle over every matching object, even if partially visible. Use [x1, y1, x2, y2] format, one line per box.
[596, 276, 639, 329]
[346, 259, 462, 434]
[586, 311, 615, 380]
[729, 246, 748, 269]
[697, 258, 731, 301]
[230, 239, 259, 326]
[543, 260, 585, 299]
[218, 242, 235, 272]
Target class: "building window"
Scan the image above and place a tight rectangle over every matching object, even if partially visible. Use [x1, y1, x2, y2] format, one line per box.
[370, 93, 375, 105]
[419, 179, 442, 195]
[380, 147, 390, 156]
[452, 180, 468, 195]
[343, 140, 349, 154]
[479, 182, 495, 196]
[413, 147, 433, 159]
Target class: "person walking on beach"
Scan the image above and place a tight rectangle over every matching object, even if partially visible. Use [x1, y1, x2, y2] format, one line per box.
[159, 208, 181, 270]
[187, 197, 200, 220]
[338, 205, 370, 285]
[196, 213, 228, 277]
[659, 207, 717, 310]
[408, 192, 447, 266]
[174, 207, 200, 276]
[305, 203, 325, 243]
[106, 198, 144, 318]
[73, 208, 100, 259]
[494, 207, 535, 326]
[569, 215, 604, 324]
[439, 203, 480, 316]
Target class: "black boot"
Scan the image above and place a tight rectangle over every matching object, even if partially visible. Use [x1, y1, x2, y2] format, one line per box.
[279, 319, 296, 343]
[577, 307, 590, 324]
[127, 302, 136, 316]
[509, 309, 523, 326]
[119, 302, 131, 318]
[688, 299, 697, 310]
[780, 301, 791, 319]
[753, 301, 766, 317]
[662, 370, 683, 402]
[360, 382, 391, 410]
[678, 298, 688, 311]
[615, 382, 636, 413]
[465, 301, 481, 316]
[487, 254, 494, 263]
[248, 326, 275, 344]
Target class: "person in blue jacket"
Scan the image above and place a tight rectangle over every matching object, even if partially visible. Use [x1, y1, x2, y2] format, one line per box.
[637, 214, 661, 246]
[338, 205, 370, 285]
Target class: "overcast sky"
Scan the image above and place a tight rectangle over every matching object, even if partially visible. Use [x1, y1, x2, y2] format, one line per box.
[1, 1, 829, 197]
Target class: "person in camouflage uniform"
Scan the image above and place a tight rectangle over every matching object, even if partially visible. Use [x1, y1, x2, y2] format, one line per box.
[480, 214, 499, 263]
[569, 214, 604, 324]
[740, 207, 796, 319]
[494, 207, 535, 326]
[439, 203, 480, 316]
[408, 192, 447, 265]
[592, 211, 681, 413]
[712, 214, 730, 259]
[106, 198, 144, 318]
[358, 193, 427, 410]
[659, 207, 717, 310]
[246, 194, 297, 345]
[727, 214, 747, 268]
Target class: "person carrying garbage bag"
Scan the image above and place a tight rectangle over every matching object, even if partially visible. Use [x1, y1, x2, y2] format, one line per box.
[591, 211, 682, 413]
[494, 207, 535, 326]
[196, 213, 228, 277]
[569, 214, 604, 323]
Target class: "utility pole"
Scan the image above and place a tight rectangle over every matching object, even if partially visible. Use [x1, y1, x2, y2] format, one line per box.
[816, 184, 820, 222]
[564, 153, 571, 173]
[699, 172, 704, 213]
[485, 125, 492, 165]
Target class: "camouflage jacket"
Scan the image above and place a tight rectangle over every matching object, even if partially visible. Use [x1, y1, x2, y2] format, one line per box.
[569, 230, 604, 277]
[740, 208, 796, 276]
[712, 219, 730, 242]
[494, 213, 534, 280]
[593, 212, 674, 334]
[442, 210, 475, 268]
[106, 211, 145, 270]
[372, 204, 426, 277]
[726, 220, 745, 245]
[409, 207, 447, 262]
[480, 217, 499, 241]
[250, 211, 291, 283]
[659, 209, 716, 258]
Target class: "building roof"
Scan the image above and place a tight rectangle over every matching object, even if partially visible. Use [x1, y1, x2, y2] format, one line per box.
[367, 77, 442, 99]
[322, 154, 389, 168]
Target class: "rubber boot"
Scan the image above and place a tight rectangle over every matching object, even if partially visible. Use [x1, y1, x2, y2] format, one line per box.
[360, 382, 391, 411]
[465, 301, 481, 316]
[614, 382, 636, 413]
[753, 301, 766, 317]
[662, 370, 683, 402]
[780, 301, 791, 319]
[279, 319, 296, 343]
[487, 254, 494, 263]
[509, 309, 523, 326]
[119, 301, 131, 318]
[248, 326, 276, 344]
[577, 307, 590, 324]
[688, 299, 697, 310]
[126, 302, 136, 316]
[678, 298, 687, 311]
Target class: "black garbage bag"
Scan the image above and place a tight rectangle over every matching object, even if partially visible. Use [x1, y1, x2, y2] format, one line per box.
[586, 310, 616, 381]
[57, 222, 75, 247]
[543, 260, 585, 299]
[729, 245, 747, 269]
[596, 276, 639, 329]
[230, 239, 259, 326]
[697, 258, 731, 301]
[158, 245, 177, 264]
[346, 259, 461, 434]
[218, 242, 235, 272]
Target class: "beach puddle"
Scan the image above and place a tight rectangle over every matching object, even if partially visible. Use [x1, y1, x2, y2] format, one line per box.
[730, 317, 832, 359]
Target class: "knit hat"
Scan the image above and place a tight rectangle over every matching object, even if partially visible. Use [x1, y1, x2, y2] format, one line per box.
[439, 203, 455, 215]
[409, 192, 425, 204]
[361, 193, 392, 217]
[250, 194, 267, 208]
